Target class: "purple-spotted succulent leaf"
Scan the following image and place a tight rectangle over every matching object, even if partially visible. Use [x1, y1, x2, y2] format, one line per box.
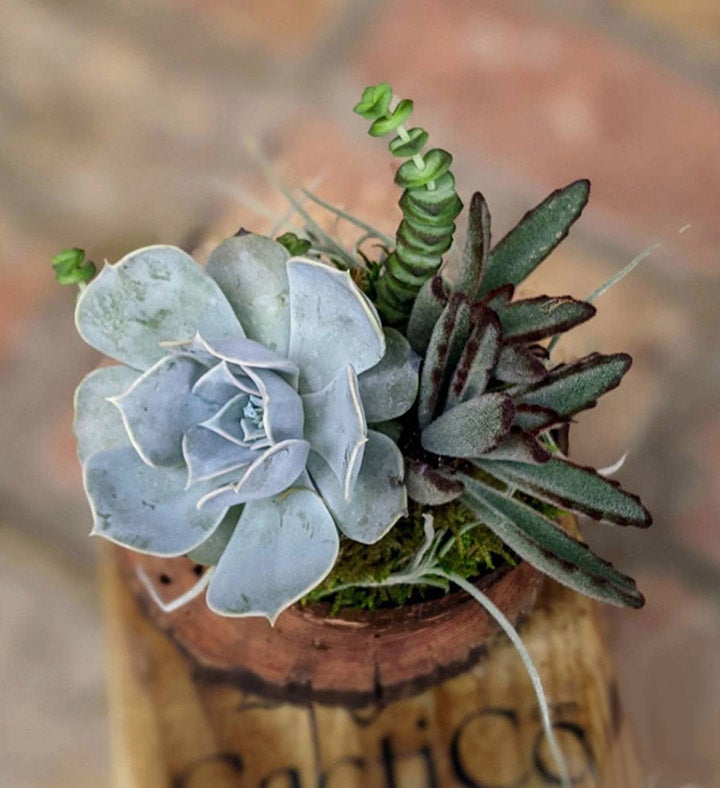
[497, 296, 596, 344]
[404, 459, 464, 505]
[418, 292, 472, 428]
[478, 431, 552, 464]
[455, 192, 490, 299]
[514, 353, 631, 418]
[446, 305, 501, 411]
[494, 344, 548, 385]
[474, 456, 652, 527]
[461, 475, 644, 608]
[476, 180, 590, 298]
[406, 274, 449, 355]
[421, 392, 514, 458]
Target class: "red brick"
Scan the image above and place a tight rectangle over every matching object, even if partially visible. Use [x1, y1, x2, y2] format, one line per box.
[355, 0, 720, 274]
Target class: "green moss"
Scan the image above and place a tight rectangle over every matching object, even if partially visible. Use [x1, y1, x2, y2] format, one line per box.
[301, 499, 515, 615]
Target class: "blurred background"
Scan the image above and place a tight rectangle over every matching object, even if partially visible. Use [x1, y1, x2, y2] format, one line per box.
[1, 0, 719, 785]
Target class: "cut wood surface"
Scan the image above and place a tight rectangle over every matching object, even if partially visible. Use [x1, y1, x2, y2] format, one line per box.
[103, 546, 644, 787]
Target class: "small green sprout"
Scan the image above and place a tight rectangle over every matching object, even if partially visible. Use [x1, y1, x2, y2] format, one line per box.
[52, 248, 96, 287]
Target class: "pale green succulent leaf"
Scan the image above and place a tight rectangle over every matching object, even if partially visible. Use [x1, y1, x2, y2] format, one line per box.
[199, 394, 255, 445]
[418, 292, 472, 428]
[109, 354, 210, 467]
[515, 353, 631, 418]
[75, 245, 244, 370]
[85, 446, 227, 556]
[358, 328, 419, 422]
[497, 296, 596, 344]
[474, 456, 651, 527]
[456, 192, 491, 298]
[183, 425, 254, 486]
[191, 360, 255, 411]
[477, 180, 590, 297]
[195, 334, 299, 384]
[307, 430, 406, 544]
[446, 305, 501, 410]
[74, 365, 138, 463]
[206, 234, 291, 354]
[421, 392, 514, 458]
[406, 275, 449, 355]
[287, 258, 384, 392]
[186, 508, 241, 566]
[197, 439, 310, 511]
[206, 489, 339, 623]
[461, 476, 644, 608]
[302, 365, 367, 500]
[247, 367, 305, 444]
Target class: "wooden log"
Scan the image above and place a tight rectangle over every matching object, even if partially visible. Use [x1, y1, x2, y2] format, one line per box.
[102, 543, 644, 787]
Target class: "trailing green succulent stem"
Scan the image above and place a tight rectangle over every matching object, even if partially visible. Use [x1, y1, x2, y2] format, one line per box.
[354, 82, 463, 325]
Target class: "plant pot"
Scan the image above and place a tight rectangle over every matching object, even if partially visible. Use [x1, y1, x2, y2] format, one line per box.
[103, 533, 643, 787]
[115, 547, 542, 708]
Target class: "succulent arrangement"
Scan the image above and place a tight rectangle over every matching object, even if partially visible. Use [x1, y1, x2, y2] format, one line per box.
[59, 82, 651, 627]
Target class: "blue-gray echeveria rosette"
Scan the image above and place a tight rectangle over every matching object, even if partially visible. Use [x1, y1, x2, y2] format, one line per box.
[74, 234, 419, 623]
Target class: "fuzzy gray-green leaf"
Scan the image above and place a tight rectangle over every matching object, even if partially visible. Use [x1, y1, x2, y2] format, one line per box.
[461, 476, 644, 608]
[456, 192, 490, 298]
[474, 456, 652, 527]
[477, 180, 590, 298]
[497, 296, 596, 344]
[422, 392, 514, 458]
[515, 352, 631, 418]
[407, 275, 449, 355]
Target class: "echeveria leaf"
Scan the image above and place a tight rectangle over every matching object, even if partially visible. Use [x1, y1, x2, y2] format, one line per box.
[461, 476, 644, 608]
[85, 446, 226, 556]
[477, 180, 590, 298]
[183, 424, 254, 485]
[206, 234, 291, 354]
[110, 354, 210, 467]
[199, 393, 254, 445]
[497, 295, 596, 344]
[248, 368, 304, 444]
[494, 345, 548, 385]
[474, 456, 652, 527]
[418, 292, 472, 428]
[186, 508, 240, 566]
[456, 192, 490, 298]
[74, 365, 138, 463]
[192, 360, 254, 410]
[302, 366, 367, 500]
[196, 334, 299, 382]
[515, 352, 631, 418]
[206, 489, 339, 624]
[287, 258, 384, 392]
[446, 305, 501, 410]
[197, 439, 310, 511]
[307, 430, 406, 544]
[75, 245, 244, 370]
[358, 328, 419, 422]
[405, 459, 464, 505]
[406, 275, 449, 355]
[421, 392, 514, 458]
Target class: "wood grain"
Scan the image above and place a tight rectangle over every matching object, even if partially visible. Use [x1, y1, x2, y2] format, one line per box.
[103, 545, 644, 787]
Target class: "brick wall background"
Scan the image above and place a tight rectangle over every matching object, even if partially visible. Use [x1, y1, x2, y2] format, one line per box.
[1, 1, 718, 785]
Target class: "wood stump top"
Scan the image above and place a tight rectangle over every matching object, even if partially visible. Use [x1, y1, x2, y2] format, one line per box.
[116, 548, 542, 707]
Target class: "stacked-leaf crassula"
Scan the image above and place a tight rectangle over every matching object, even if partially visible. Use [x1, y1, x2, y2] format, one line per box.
[74, 234, 418, 622]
